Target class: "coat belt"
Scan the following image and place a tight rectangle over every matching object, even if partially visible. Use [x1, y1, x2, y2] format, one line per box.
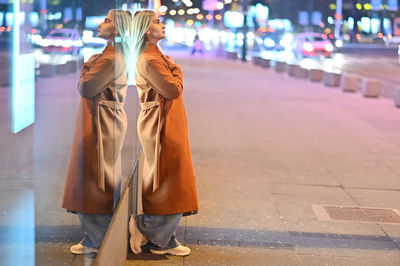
[96, 99, 125, 192]
[140, 98, 164, 192]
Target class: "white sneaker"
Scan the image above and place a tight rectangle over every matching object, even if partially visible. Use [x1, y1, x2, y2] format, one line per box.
[129, 216, 148, 254]
[150, 245, 191, 256]
[70, 243, 98, 255]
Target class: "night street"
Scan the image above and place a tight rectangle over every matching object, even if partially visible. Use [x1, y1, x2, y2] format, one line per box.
[2, 0, 400, 265]
[2, 47, 400, 265]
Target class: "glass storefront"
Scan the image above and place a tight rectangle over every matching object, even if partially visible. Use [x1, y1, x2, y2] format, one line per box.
[1, 1, 141, 265]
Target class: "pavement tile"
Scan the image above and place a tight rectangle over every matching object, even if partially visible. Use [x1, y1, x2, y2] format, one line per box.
[184, 245, 300, 266]
[4, 50, 400, 265]
[345, 189, 400, 209]
[296, 248, 400, 266]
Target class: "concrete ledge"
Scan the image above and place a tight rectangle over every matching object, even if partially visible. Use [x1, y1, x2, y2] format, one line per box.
[252, 56, 261, 65]
[381, 86, 395, 99]
[295, 67, 308, 79]
[0, 68, 10, 86]
[323, 71, 341, 87]
[394, 87, 400, 108]
[341, 74, 360, 93]
[67, 60, 78, 73]
[309, 69, 323, 82]
[226, 51, 238, 60]
[274, 61, 286, 73]
[361, 78, 381, 98]
[39, 64, 54, 78]
[287, 63, 298, 77]
[55, 63, 69, 75]
[259, 58, 270, 68]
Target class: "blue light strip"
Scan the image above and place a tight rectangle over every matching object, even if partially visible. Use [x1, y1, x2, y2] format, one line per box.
[12, 0, 20, 133]
[11, 0, 35, 134]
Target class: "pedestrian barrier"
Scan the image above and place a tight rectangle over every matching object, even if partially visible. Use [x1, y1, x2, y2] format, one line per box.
[230, 49, 398, 110]
[361, 78, 381, 98]
[394, 87, 400, 108]
[67, 60, 78, 73]
[287, 63, 298, 77]
[39, 64, 54, 78]
[309, 69, 323, 82]
[55, 63, 70, 75]
[323, 71, 341, 87]
[252, 56, 261, 65]
[0, 68, 10, 86]
[295, 66, 308, 79]
[226, 51, 238, 60]
[341, 74, 360, 93]
[260, 58, 270, 68]
[274, 61, 286, 73]
[0, 54, 10, 86]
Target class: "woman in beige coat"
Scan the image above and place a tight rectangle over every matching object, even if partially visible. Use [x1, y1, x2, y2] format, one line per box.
[62, 10, 134, 255]
[129, 10, 198, 257]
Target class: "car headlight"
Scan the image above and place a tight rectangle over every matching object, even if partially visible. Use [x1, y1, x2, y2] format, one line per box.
[325, 43, 333, 52]
[303, 43, 314, 52]
[335, 40, 343, 48]
[40, 39, 52, 47]
[61, 40, 72, 47]
[264, 38, 275, 48]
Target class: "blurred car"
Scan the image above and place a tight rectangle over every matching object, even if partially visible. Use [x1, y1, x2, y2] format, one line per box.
[82, 30, 107, 47]
[294, 32, 333, 58]
[262, 32, 284, 50]
[258, 31, 293, 51]
[384, 35, 400, 46]
[40, 29, 83, 54]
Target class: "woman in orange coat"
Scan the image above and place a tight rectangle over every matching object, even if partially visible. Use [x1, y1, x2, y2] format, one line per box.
[62, 10, 134, 254]
[129, 10, 198, 257]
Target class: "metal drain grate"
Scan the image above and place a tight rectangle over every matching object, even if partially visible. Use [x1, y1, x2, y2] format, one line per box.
[312, 205, 400, 224]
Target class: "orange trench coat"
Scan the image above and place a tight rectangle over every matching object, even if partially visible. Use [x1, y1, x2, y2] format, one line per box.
[136, 43, 198, 216]
[62, 44, 128, 214]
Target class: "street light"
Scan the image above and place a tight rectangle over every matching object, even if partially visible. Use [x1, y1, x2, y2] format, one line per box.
[241, 0, 248, 62]
[335, 0, 343, 41]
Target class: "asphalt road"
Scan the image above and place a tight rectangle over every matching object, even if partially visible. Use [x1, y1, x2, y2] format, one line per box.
[260, 47, 400, 88]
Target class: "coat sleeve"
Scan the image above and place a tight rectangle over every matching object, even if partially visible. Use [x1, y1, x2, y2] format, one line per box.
[80, 54, 101, 75]
[78, 56, 114, 98]
[144, 58, 183, 100]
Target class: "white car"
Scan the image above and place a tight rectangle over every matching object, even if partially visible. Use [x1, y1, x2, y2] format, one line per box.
[41, 29, 83, 54]
[294, 32, 333, 58]
[385, 35, 400, 45]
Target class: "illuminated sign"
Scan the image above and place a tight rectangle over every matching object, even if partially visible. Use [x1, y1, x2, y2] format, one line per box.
[371, 0, 382, 11]
[12, 0, 35, 133]
[388, 0, 398, 11]
[224, 11, 244, 28]
[203, 0, 219, 11]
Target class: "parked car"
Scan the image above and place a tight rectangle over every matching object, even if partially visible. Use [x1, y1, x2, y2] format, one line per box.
[293, 32, 333, 58]
[384, 35, 400, 46]
[40, 28, 83, 54]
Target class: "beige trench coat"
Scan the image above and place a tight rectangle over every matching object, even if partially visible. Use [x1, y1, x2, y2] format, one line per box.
[136, 43, 198, 216]
[62, 44, 128, 214]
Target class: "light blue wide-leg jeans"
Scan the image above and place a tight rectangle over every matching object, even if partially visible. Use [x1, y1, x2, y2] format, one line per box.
[136, 213, 183, 249]
[77, 212, 113, 249]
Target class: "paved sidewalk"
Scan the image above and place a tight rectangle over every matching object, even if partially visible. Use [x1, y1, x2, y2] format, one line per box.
[1, 48, 400, 266]
[126, 50, 400, 265]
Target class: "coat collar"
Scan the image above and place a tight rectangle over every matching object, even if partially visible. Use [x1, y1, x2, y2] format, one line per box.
[144, 42, 162, 56]
[102, 42, 115, 55]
